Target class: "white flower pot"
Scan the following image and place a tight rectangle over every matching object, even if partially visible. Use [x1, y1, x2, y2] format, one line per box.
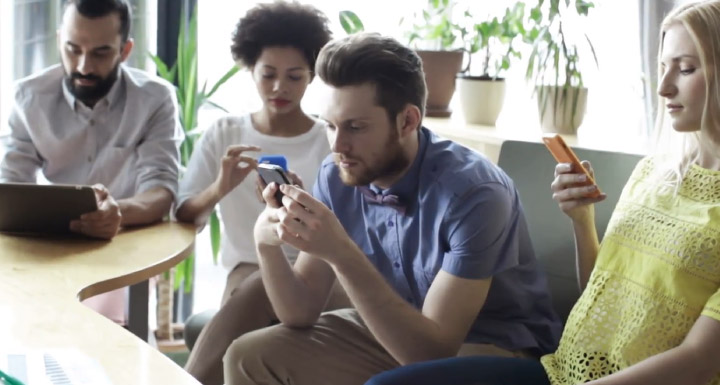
[536, 86, 588, 134]
[457, 76, 506, 126]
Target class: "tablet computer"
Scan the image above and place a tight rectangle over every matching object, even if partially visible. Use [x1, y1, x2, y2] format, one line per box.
[0, 183, 98, 235]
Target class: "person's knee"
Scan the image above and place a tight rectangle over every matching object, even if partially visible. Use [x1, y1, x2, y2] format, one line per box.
[222, 327, 283, 377]
[224, 329, 261, 361]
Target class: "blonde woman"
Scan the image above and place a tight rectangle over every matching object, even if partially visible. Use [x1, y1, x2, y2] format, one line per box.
[366, 1, 720, 384]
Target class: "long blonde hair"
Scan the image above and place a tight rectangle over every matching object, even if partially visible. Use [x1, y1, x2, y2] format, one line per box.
[653, 0, 720, 191]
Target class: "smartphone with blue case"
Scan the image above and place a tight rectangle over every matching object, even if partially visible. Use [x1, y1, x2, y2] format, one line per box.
[258, 155, 287, 171]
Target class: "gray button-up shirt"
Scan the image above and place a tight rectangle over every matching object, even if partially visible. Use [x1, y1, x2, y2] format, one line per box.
[0, 64, 183, 200]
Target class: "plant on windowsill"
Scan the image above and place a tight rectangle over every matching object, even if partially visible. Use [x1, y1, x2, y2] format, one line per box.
[399, 0, 471, 117]
[524, 0, 598, 134]
[340, 2, 471, 118]
[148, 3, 238, 343]
[457, 2, 526, 126]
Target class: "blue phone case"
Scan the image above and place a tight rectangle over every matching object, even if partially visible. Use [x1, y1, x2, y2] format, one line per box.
[258, 155, 287, 171]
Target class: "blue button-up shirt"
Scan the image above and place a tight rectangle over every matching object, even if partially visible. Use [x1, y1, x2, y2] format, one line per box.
[313, 127, 561, 354]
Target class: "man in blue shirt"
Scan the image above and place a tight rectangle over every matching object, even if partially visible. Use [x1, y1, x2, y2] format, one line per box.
[224, 33, 561, 385]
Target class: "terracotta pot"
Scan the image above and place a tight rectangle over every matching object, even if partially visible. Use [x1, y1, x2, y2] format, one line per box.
[457, 75, 506, 126]
[416, 50, 465, 117]
[536, 86, 588, 134]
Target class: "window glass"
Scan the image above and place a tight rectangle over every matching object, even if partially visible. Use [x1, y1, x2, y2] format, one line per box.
[197, 0, 645, 150]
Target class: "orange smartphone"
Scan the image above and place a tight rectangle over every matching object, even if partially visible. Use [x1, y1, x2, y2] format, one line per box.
[542, 134, 601, 198]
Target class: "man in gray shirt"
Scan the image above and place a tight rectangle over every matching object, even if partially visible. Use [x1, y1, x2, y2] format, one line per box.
[0, 0, 182, 323]
[1, 0, 182, 239]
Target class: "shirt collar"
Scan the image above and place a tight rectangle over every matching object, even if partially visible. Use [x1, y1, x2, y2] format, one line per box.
[61, 66, 124, 111]
[368, 126, 429, 203]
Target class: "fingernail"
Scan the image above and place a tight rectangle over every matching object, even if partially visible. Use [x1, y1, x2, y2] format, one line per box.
[587, 185, 597, 191]
[578, 175, 587, 182]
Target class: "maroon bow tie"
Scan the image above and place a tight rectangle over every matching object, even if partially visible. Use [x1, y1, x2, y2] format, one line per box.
[358, 186, 405, 214]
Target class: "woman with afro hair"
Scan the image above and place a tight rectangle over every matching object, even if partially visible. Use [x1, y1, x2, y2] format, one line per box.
[176, 2, 350, 384]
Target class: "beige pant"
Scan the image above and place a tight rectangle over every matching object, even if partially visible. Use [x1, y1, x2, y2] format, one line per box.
[185, 263, 351, 385]
[223, 308, 528, 385]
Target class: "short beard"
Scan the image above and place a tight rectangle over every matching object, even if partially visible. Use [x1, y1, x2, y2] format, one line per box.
[64, 61, 121, 107]
[336, 130, 411, 186]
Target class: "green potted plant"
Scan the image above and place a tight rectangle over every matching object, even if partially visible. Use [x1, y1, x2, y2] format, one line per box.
[457, 2, 526, 125]
[400, 0, 470, 117]
[341, 3, 469, 118]
[148, 3, 238, 342]
[524, 0, 597, 134]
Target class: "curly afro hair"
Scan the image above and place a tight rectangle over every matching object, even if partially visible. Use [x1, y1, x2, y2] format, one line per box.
[231, 1, 332, 75]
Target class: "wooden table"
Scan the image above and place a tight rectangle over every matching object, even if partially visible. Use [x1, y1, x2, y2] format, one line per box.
[0, 222, 200, 384]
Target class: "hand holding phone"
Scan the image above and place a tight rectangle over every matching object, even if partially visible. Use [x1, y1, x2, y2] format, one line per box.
[542, 134, 602, 198]
[257, 163, 291, 206]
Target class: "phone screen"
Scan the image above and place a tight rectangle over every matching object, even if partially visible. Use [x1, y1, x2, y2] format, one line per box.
[257, 164, 291, 205]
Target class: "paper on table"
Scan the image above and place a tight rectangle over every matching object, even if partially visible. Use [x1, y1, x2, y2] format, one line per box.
[0, 349, 111, 385]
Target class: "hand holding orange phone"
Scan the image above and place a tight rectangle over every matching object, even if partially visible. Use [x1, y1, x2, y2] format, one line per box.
[542, 134, 602, 198]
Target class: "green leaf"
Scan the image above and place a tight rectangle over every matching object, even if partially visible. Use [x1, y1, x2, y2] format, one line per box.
[183, 54, 198, 131]
[204, 100, 230, 113]
[339, 10, 365, 35]
[210, 210, 221, 264]
[183, 253, 194, 293]
[173, 256, 189, 291]
[530, 6, 542, 23]
[585, 33, 599, 68]
[206, 66, 240, 99]
[149, 53, 172, 81]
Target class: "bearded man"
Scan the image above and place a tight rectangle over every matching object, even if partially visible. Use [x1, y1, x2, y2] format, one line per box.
[224, 33, 563, 385]
[0, 0, 182, 324]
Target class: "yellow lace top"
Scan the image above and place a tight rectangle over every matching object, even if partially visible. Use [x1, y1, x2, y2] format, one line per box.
[541, 156, 720, 384]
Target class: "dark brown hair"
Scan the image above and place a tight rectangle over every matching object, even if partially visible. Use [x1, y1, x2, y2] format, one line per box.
[315, 33, 427, 122]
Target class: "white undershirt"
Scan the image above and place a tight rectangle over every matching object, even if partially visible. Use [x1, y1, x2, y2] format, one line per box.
[178, 114, 330, 270]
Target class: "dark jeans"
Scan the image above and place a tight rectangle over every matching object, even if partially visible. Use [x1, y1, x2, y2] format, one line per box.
[365, 356, 551, 385]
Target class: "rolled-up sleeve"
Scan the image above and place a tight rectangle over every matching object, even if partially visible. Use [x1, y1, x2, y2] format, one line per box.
[133, 84, 183, 197]
[0, 87, 42, 183]
[441, 182, 521, 279]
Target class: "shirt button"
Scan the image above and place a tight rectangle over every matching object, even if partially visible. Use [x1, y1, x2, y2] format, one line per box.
[89, 119, 95, 126]
[87, 156, 92, 162]
[393, 262, 400, 268]
[388, 220, 394, 227]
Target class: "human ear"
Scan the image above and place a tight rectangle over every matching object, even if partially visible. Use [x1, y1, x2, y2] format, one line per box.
[120, 38, 134, 61]
[397, 104, 422, 138]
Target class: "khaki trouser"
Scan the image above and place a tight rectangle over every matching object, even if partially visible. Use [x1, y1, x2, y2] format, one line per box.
[223, 308, 529, 385]
[184, 263, 352, 385]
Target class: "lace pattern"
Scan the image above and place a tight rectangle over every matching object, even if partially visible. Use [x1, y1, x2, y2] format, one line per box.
[541, 157, 720, 384]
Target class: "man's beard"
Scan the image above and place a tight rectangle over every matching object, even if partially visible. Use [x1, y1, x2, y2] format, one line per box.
[335, 133, 411, 187]
[64, 61, 121, 107]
